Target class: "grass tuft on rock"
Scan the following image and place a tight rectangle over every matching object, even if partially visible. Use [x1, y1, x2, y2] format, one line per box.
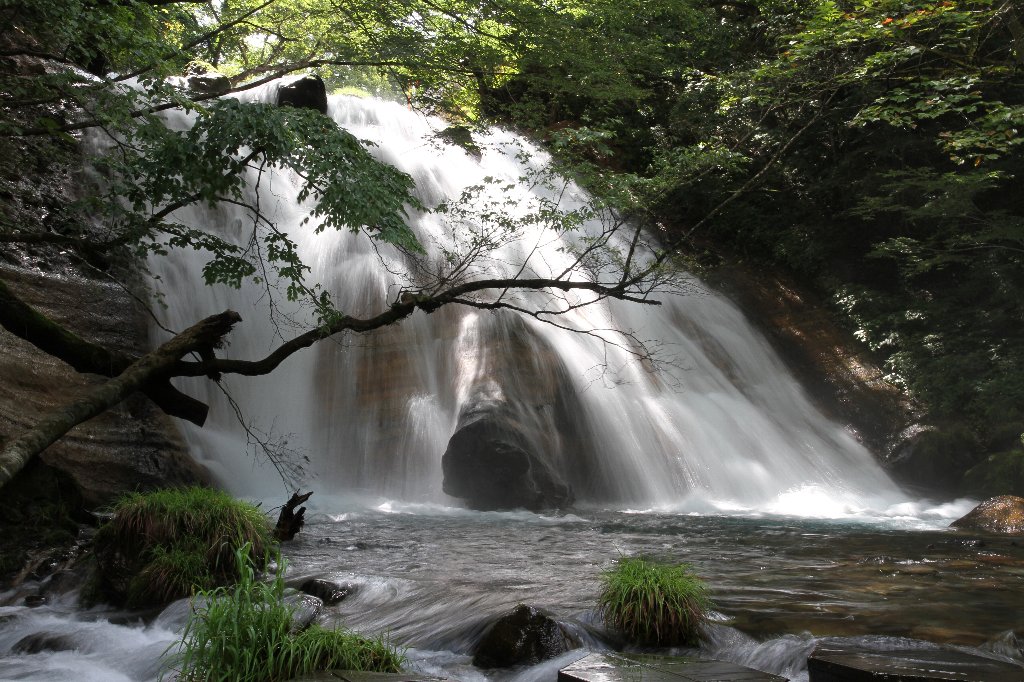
[90, 486, 272, 607]
[598, 557, 712, 646]
[173, 545, 404, 681]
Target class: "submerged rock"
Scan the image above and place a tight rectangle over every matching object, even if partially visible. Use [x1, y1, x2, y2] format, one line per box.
[472, 604, 576, 668]
[277, 75, 328, 114]
[951, 495, 1024, 535]
[14, 632, 77, 654]
[299, 578, 354, 605]
[284, 592, 323, 632]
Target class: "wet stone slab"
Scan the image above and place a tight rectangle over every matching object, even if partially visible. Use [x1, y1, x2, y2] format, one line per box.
[291, 673, 448, 682]
[807, 642, 1024, 681]
[558, 652, 786, 682]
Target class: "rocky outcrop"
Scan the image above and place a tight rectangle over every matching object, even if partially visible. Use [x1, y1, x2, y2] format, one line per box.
[472, 604, 576, 668]
[170, 71, 231, 97]
[441, 314, 596, 511]
[442, 400, 573, 511]
[950, 495, 1024, 535]
[0, 264, 208, 508]
[277, 75, 328, 114]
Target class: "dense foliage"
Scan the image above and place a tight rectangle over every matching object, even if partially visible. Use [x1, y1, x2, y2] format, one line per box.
[598, 556, 712, 646]
[2, 0, 1022, 491]
[174, 545, 403, 681]
[89, 487, 272, 607]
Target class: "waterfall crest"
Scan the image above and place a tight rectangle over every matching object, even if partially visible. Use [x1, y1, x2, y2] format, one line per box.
[149, 90, 904, 515]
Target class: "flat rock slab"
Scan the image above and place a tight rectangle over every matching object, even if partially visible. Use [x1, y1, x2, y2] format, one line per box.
[808, 643, 1024, 681]
[291, 673, 448, 682]
[559, 652, 786, 682]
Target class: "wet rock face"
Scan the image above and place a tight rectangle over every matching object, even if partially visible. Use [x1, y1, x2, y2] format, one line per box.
[277, 75, 328, 114]
[0, 265, 208, 507]
[284, 593, 324, 633]
[950, 495, 1024, 535]
[472, 604, 575, 668]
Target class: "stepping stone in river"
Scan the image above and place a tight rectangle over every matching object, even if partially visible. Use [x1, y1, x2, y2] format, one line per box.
[558, 652, 786, 682]
[290, 673, 448, 682]
[807, 642, 1024, 681]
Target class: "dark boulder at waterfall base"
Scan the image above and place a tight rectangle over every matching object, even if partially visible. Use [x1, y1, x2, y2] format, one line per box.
[472, 604, 577, 668]
[950, 495, 1024, 535]
[277, 76, 328, 114]
[441, 404, 573, 512]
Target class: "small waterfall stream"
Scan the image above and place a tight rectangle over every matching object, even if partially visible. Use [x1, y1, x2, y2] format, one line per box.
[150, 89, 904, 515]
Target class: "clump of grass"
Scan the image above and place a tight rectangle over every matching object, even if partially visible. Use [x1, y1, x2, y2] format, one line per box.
[598, 557, 712, 646]
[90, 487, 273, 607]
[172, 545, 404, 682]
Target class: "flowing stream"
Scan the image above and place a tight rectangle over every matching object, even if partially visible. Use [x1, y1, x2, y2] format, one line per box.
[2, 85, 1023, 681]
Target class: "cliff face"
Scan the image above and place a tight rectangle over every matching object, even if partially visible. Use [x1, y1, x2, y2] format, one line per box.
[0, 47, 207, 508]
[706, 262, 918, 459]
[0, 263, 208, 508]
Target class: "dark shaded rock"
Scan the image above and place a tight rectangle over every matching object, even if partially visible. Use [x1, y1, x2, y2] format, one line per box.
[300, 578, 353, 605]
[441, 314, 604, 512]
[186, 72, 231, 97]
[277, 76, 328, 114]
[284, 592, 323, 632]
[443, 401, 573, 512]
[23, 594, 47, 607]
[0, 266, 211, 509]
[951, 495, 1024, 535]
[964, 450, 1024, 498]
[886, 425, 985, 494]
[14, 632, 77, 653]
[473, 604, 576, 668]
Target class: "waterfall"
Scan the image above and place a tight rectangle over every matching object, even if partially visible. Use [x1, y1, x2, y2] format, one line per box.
[149, 88, 904, 515]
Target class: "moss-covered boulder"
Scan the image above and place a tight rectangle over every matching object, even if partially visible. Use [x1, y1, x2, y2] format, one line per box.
[950, 495, 1024, 535]
[88, 487, 273, 607]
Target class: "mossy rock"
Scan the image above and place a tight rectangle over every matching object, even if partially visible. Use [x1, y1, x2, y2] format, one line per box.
[88, 487, 273, 608]
[963, 450, 1024, 498]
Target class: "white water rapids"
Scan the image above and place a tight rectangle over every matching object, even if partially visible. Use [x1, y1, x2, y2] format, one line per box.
[149, 85, 911, 518]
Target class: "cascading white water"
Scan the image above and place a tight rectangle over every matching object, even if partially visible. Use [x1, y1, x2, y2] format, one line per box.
[150, 85, 905, 514]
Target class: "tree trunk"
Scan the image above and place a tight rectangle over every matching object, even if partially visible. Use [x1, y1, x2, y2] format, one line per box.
[274, 490, 313, 541]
